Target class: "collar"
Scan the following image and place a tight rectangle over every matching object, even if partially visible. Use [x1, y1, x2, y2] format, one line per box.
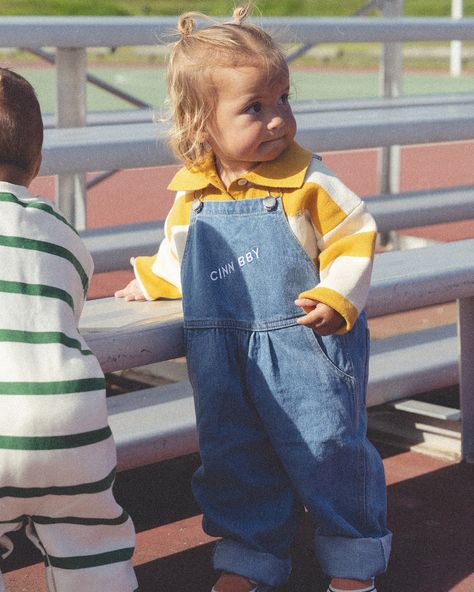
[0, 181, 33, 201]
[167, 141, 313, 192]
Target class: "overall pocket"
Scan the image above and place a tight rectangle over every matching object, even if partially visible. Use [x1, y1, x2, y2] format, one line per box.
[302, 324, 357, 388]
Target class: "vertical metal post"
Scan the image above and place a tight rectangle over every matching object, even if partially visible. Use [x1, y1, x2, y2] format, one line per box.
[377, 0, 403, 248]
[55, 47, 87, 230]
[458, 297, 474, 463]
[450, 0, 463, 77]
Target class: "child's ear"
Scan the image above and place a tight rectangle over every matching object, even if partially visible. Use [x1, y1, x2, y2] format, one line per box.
[199, 130, 209, 143]
[198, 131, 212, 153]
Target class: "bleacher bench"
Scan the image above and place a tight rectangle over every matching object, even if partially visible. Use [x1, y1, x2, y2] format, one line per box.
[41, 94, 474, 176]
[80, 239, 474, 469]
[37, 92, 474, 466]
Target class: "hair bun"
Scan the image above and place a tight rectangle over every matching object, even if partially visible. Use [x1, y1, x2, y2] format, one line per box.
[231, 3, 251, 25]
[177, 13, 196, 37]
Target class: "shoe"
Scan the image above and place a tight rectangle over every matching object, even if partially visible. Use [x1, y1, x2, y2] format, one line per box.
[212, 572, 273, 592]
[327, 587, 377, 592]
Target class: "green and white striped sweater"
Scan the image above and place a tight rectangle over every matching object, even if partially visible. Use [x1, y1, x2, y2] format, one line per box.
[0, 182, 138, 592]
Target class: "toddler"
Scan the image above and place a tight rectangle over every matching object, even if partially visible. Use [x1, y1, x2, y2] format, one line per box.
[0, 68, 138, 592]
[116, 5, 391, 592]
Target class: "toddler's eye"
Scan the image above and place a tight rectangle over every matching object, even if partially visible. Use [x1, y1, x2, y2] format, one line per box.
[279, 93, 290, 105]
[246, 102, 262, 114]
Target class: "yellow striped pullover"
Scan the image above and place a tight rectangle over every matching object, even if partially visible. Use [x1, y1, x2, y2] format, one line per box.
[134, 142, 377, 333]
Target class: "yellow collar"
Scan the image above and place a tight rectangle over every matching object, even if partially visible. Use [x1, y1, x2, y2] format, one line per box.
[167, 142, 313, 192]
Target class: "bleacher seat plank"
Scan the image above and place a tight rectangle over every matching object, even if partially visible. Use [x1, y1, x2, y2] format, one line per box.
[41, 99, 474, 175]
[107, 380, 197, 471]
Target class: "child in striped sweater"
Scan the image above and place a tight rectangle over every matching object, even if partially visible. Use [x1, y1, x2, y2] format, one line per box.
[0, 68, 138, 592]
[116, 5, 391, 592]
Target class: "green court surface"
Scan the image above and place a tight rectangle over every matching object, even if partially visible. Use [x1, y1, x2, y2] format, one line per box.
[16, 65, 474, 114]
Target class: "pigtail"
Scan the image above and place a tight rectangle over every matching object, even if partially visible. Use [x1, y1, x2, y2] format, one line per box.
[231, 4, 251, 25]
[177, 13, 197, 37]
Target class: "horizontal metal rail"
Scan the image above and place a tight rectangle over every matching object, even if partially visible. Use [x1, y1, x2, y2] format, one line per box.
[80, 239, 474, 368]
[40, 99, 474, 175]
[81, 239, 474, 461]
[80, 183, 474, 273]
[0, 17, 474, 48]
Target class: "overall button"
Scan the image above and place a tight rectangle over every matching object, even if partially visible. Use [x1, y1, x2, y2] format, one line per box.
[192, 198, 204, 213]
[237, 178, 247, 186]
[263, 196, 278, 211]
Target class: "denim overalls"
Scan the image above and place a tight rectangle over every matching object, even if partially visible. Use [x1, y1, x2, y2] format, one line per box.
[181, 195, 392, 586]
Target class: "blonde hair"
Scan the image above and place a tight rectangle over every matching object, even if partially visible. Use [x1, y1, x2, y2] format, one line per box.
[166, 3, 289, 167]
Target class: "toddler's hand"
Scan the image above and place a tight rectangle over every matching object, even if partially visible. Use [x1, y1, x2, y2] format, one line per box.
[114, 258, 146, 301]
[295, 298, 345, 336]
[114, 279, 146, 301]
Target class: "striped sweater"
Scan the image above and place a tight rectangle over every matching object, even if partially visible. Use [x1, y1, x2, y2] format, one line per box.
[0, 182, 137, 589]
[134, 142, 377, 332]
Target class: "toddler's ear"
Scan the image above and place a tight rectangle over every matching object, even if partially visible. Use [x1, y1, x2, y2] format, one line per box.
[197, 129, 208, 142]
[197, 130, 213, 153]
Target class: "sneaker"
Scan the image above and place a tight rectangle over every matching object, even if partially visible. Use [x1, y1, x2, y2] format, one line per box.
[327, 587, 377, 592]
[212, 573, 273, 592]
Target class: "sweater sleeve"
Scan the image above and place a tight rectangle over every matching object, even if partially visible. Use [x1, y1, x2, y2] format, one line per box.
[297, 160, 377, 332]
[133, 192, 191, 301]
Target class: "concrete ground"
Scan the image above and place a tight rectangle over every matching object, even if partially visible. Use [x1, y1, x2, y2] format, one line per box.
[2, 444, 473, 592]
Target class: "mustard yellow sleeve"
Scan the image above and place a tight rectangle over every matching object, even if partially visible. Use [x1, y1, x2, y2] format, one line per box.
[296, 159, 377, 332]
[133, 192, 192, 301]
[134, 255, 181, 300]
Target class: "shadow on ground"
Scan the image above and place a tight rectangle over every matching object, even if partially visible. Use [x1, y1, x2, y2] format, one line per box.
[3, 444, 473, 592]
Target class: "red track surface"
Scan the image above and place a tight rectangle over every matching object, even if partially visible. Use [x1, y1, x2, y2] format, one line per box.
[3, 446, 474, 592]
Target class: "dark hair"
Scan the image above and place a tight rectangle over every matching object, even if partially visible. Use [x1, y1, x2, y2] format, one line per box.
[0, 68, 43, 173]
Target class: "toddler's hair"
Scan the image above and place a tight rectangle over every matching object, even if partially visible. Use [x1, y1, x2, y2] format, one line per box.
[0, 68, 43, 174]
[167, 3, 289, 167]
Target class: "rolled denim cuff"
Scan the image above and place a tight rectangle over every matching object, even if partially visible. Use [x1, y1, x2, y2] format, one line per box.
[213, 538, 292, 587]
[315, 530, 392, 580]
[0, 535, 14, 560]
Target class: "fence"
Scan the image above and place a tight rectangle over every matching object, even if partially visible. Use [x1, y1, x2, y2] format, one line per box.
[1, 11, 474, 227]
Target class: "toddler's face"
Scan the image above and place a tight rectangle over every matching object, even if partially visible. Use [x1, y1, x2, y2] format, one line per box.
[204, 65, 297, 178]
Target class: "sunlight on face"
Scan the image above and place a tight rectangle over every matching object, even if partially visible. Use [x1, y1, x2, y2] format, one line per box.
[204, 66, 297, 185]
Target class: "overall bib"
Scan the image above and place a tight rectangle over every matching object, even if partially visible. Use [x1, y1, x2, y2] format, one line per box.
[181, 196, 391, 586]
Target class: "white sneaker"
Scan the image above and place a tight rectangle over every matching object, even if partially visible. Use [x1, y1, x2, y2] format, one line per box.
[211, 574, 273, 592]
[327, 587, 377, 592]
[212, 588, 272, 592]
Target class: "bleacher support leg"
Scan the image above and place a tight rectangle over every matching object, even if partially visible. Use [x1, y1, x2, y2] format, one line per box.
[458, 296, 474, 462]
[55, 47, 87, 230]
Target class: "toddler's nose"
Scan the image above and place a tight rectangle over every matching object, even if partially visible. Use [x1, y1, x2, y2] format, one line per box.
[268, 115, 284, 130]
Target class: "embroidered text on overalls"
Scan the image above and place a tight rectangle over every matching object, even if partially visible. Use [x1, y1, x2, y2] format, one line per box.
[210, 247, 260, 281]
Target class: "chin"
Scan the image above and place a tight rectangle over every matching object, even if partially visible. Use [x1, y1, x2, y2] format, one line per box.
[260, 141, 289, 160]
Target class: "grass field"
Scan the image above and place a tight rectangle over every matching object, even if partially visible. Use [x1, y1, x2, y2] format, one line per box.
[1, 0, 473, 16]
[13, 64, 474, 114]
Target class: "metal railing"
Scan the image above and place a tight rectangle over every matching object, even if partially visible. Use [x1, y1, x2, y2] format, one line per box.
[1, 11, 474, 227]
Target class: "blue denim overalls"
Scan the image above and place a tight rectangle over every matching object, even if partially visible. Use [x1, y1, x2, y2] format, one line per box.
[181, 195, 392, 586]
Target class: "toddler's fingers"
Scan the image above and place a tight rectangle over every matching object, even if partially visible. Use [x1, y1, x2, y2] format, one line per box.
[294, 298, 318, 308]
[296, 308, 323, 326]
